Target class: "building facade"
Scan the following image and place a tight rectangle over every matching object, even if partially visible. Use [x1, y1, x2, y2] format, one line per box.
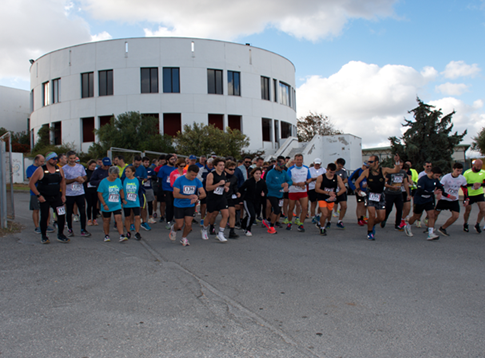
[0, 85, 30, 133]
[29, 37, 297, 154]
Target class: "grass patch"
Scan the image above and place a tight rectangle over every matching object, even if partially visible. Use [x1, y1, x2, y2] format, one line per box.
[0, 221, 23, 237]
[6, 183, 30, 191]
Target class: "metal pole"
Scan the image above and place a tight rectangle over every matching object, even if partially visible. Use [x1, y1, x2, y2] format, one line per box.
[0, 137, 7, 228]
[8, 133, 14, 220]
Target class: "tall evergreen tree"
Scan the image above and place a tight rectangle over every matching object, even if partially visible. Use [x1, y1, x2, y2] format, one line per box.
[471, 127, 485, 155]
[388, 98, 466, 172]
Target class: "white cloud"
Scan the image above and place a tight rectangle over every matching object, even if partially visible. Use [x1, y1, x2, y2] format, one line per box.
[420, 66, 438, 81]
[442, 60, 481, 79]
[81, 0, 397, 41]
[435, 82, 469, 96]
[91, 31, 112, 42]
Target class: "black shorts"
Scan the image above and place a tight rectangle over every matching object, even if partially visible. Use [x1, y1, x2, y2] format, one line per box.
[336, 192, 347, 203]
[402, 192, 411, 203]
[355, 193, 367, 204]
[200, 197, 207, 205]
[308, 190, 317, 202]
[157, 187, 165, 201]
[174, 206, 196, 219]
[207, 195, 228, 212]
[267, 196, 282, 215]
[283, 192, 288, 200]
[435, 200, 460, 213]
[413, 202, 435, 215]
[123, 207, 141, 217]
[102, 209, 122, 218]
[469, 194, 484, 205]
[227, 198, 238, 208]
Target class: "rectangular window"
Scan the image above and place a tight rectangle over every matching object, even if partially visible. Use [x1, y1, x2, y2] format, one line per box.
[163, 113, 182, 137]
[279, 82, 290, 106]
[281, 121, 292, 139]
[262, 118, 272, 142]
[228, 115, 241, 131]
[53, 121, 62, 145]
[99, 115, 113, 128]
[228, 71, 240, 96]
[52, 78, 60, 103]
[98, 70, 113, 96]
[261, 76, 270, 100]
[273, 79, 278, 102]
[81, 72, 94, 98]
[274, 119, 280, 143]
[82, 117, 95, 143]
[163, 67, 180, 93]
[209, 114, 224, 130]
[142, 113, 160, 134]
[141, 68, 159, 93]
[42, 81, 50, 106]
[207, 69, 223, 94]
[30, 90, 34, 112]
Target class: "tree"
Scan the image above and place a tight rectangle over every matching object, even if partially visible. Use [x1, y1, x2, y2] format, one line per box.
[173, 123, 250, 158]
[32, 125, 51, 153]
[89, 112, 175, 158]
[0, 128, 30, 152]
[297, 112, 342, 142]
[388, 98, 467, 172]
[471, 127, 485, 155]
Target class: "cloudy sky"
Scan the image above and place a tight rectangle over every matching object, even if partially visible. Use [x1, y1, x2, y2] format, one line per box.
[1, 0, 483, 153]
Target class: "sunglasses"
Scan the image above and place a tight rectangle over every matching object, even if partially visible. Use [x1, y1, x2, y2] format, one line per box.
[226, 168, 235, 171]
[368, 160, 374, 163]
[244, 161, 251, 164]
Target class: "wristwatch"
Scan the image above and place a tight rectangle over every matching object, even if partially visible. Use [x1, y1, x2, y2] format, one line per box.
[36, 194, 41, 198]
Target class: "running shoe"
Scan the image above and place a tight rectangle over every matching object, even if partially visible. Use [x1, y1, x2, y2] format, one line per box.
[400, 219, 406, 228]
[255, 217, 262, 223]
[463, 223, 469, 232]
[73, 215, 80, 222]
[320, 228, 327, 236]
[80, 230, 91, 237]
[130, 224, 135, 231]
[357, 219, 365, 226]
[201, 229, 209, 240]
[47, 226, 55, 233]
[209, 227, 216, 235]
[104, 235, 110, 242]
[371, 225, 376, 235]
[93, 219, 99, 226]
[297, 225, 305, 232]
[325, 222, 331, 229]
[87, 220, 93, 226]
[380, 220, 386, 228]
[165, 222, 172, 230]
[217, 232, 228, 242]
[363, 217, 368, 223]
[267, 227, 277, 234]
[234, 222, 241, 230]
[394, 225, 404, 232]
[169, 227, 177, 241]
[424, 218, 429, 225]
[283, 218, 290, 225]
[159, 216, 165, 223]
[475, 223, 482, 234]
[286, 223, 292, 231]
[181, 238, 190, 246]
[67, 229, 74, 237]
[119, 235, 128, 242]
[153, 212, 158, 218]
[427, 232, 439, 241]
[315, 221, 321, 229]
[311, 216, 317, 224]
[148, 218, 157, 224]
[333, 210, 339, 218]
[415, 220, 421, 228]
[200, 219, 205, 227]
[275, 222, 282, 228]
[57, 234, 70, 243]
[245, 230, 253, 237]
[336, 222, 345, 229]
[367, 233, 375, 240]
[438, 227, 449, 236]
[295, 218, 302, 226]
[41, 235, 50, 244]
[141, 223, 151, 231]
[34, 227, 41, 234]
[262, 219, 270, 229]
[404, 223, 413, 237]
[229, 231, 239, 239]
[134, 233, 142, 241]
[126, 232, 131, 239]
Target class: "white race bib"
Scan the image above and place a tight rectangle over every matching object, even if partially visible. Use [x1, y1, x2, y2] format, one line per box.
[279, 199, 284, 207]
[108, 194, 119, 203]
[56, 206, 66, 215]
[166, 177, 171, 183]
[214, 186, 224, 195]
[324, 187, 334, 193]
[369, 193, 381, 202]
[72, 183, 82, 191]
[127, 193, 137, 201]
[393, 176, 403, 183]
[231, 194, 237, 199]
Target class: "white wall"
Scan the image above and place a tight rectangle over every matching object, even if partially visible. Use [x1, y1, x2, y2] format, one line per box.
[0, 86, 30, 133]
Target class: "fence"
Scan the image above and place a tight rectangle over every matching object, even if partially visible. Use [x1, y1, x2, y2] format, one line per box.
[0, 132, 15, 228]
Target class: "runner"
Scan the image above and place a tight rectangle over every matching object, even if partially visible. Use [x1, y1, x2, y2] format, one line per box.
[381, 161, 411, 231]
[332, 158, 348, 229]
[115, 155, 128, 178]
[142, 157, 157, 224]
[97, 166, 128, 242]
[349, 162, 369, 226]
[202, 158, 229, 242]
[264, 157, 292, 234]
[28, 152, 69, 244]
[404, 166, 456, 240]
[122, 166, 142, 241]
[154, 154, 166, 222]
[286, 154, 312, 232]
[463, 159, 485, 233]
[238, 167, 268, 236]
[435, 162, 467, 236]
[84, 160, 99, 226]
[224, 161, 240, 239]
[157, 154, 177, 229]
[170, 165, 206, 246]
[308, 158, 326, 224]
[355, 154, 402, 240]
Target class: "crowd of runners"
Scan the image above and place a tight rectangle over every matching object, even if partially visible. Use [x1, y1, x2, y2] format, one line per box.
[26, 150, 485, 245]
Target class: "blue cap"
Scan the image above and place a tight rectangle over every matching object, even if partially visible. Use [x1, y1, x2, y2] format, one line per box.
[46, 152, 58, 161]
[102, 157, 112, 166]
[189, 155, 197, 160]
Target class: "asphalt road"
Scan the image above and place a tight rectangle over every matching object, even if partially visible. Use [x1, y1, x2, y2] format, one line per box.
[1, 192, 484, 357]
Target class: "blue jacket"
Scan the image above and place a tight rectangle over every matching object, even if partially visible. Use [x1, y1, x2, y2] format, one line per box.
[265, 168, 293, 199]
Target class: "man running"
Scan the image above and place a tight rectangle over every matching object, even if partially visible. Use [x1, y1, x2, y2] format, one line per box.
[463, 159, 485, 233]
[286, 154, 312, 232]
[308, 158, 325, 224]
[332, 158, 348, 229]
[349, 162, 369, 226]
[381, 161, 411, 231]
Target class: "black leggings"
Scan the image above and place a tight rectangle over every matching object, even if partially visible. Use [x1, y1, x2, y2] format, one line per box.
[384, 193, 403, 227]
[85, 190, 98, 221]
[147, 201, 153, 216]
[66, 195, 86, 231]
[40, 194, 65, 236]
[243, 200, 256, 232]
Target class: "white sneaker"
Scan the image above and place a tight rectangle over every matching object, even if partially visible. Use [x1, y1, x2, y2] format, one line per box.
[427, 232, 439, 241]
[404, 223, 413, 237]
[201, 229, 209, 240]
[245, 230, 253, 237]
[169, 228, 176, 241]
[148, 218, 157, 224]
[180, 238, 190, 246]
[415, 220, 421, 228]
[217, 232, 227, 242]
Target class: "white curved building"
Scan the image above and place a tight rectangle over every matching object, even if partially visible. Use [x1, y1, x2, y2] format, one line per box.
[29, 37, 297, 154]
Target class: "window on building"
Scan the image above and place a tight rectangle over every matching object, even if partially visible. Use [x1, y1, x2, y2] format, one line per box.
[98, 70, 113, 96]
[273, 79, 278, 102]
[209, 114, 224, 130]
[274, 119, 280, 143]
[163, 113, 182, 137]
[207, 69, 223, 94]
[163, 67, 180, 93]
[142, 113, 160, 134]
[228, 71, 240, 96]
[279, 82, 290, 106]
[30, 90, 34, 112]
[81, 72, 94, 98]
[261, 76, 270, 100]
[99, 115, 113, 128]
[228, 115, 242, 131]
[52, 122, 62, 145]
[141, 67, 159, 93]
[281, 121, 292, 139]
[42, 81, 50, 106]
[52, 78, 60, 103]
[82, 117, 95, 143]
[262, 118, 272, 142]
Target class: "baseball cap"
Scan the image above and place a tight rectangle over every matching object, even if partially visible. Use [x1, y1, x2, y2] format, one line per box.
[189, 155, 197, 160]
[314, 158, 322, 164]
[102, 157, 112, 166]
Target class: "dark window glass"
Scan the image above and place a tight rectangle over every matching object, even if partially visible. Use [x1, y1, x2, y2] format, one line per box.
[163, 113, 182, 137]
[52, 78, 60, 103]
[262, 118, 271, 142]
[208, 69, 223, 94]
[163, 67, 180, 93]
[281, 121, 291, 139]
[209, 114, 224, 130]
[53, 122, 62, 145]
[228, 115, 241, 131]
[261, 76, 270, 100]
[81, 72, 94, 98]
[279, 82, 290, 106]
[82, 117, 95, 142]
[141, 68, 158, 93]
[274, 119, 280, 144]
[99, 115, 113, 128]
[99, 70, 113, 96]
[228, 71, 240, 96]
[273, 79, 277, 102]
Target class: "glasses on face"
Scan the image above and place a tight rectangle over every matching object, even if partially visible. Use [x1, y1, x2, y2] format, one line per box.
[368, 160, 374, 164]
[179, 165, 185, 168]
[244, 161, 251, 164]
[426, 165, 432, 168]
[226, 168, 235, 171]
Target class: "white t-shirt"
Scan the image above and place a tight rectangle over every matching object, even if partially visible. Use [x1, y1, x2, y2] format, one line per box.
[288, 165, 311, 193]
[418, 170, 427, 179]
[440, 173, 467, 201]
[309, 167, 326, 190]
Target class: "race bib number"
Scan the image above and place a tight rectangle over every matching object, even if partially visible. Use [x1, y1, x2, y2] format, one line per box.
[144, 180, 151, 187]
[231, 194, 237, 199]
[393, 176, 403, 184]
[108, 194, 119, 203]
[166, 177, 171, 183]
[214, 186, 224, 195]
[183, 186, 196, 195]
[72, 183, 82, 191]
[279, 199, 284, 207]
[324, 187, 334, 193]
[56, 206, 66, 215]
[369, 193, 381, 202]
[127, 193, 137, 201]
